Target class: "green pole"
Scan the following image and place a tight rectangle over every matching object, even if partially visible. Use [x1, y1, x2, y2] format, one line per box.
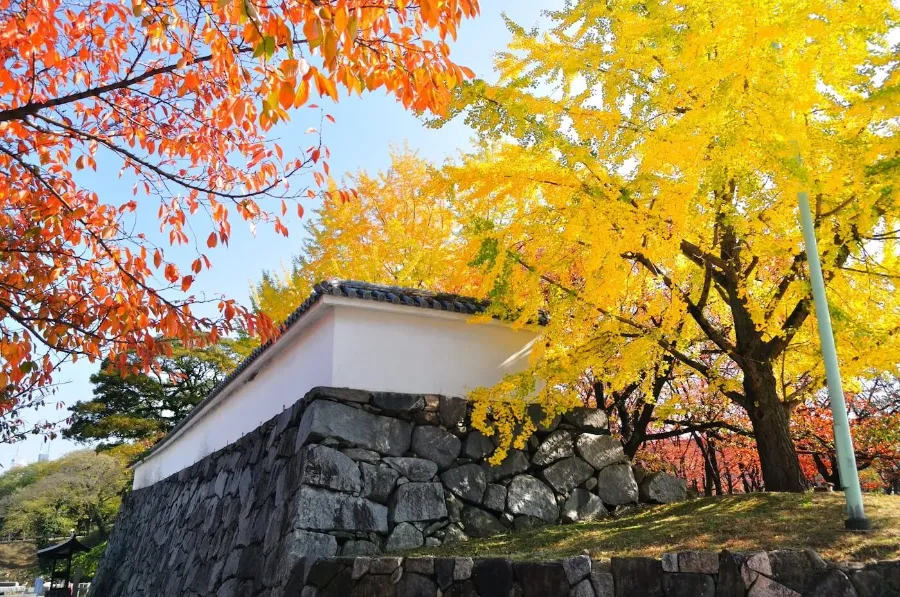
[797, 190, 871, 530]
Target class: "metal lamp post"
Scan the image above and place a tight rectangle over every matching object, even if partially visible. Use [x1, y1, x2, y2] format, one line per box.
[796, 184, 871, 530]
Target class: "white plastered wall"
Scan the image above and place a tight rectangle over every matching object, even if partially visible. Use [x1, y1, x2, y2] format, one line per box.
[329, 299, 537, 396]
[132, 297, 538, 490]
[132, 305, 336, 489]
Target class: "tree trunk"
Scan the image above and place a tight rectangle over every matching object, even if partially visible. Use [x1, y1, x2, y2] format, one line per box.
[694, 433, 721, 496]
[811, 452, 839, 486]
[707, 438, 724, 495]
[743, 361, 808, 492]
[722, 448, 736, 494]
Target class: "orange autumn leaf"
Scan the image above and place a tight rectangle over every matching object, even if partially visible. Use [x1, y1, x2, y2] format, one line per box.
[0, 0, 479, 429]
[278, 81, 295, 110]
[294, 79, 311, 107]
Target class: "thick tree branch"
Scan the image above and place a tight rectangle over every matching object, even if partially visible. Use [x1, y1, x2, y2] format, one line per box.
[625, 250, 738, 357]
[645, 420, 752, 441]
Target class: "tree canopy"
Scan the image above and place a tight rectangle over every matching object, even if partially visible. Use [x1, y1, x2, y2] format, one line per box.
[252, 2, 900, 492]
[0, 0, 479, 427]
[63, 342, 240, 450]
[252, 147, 479, 322]
[437, 0, 900, 491]
[0, 450, 129, 545]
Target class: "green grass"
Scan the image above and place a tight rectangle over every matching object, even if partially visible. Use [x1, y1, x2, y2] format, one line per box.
[413, 493, 900, 563]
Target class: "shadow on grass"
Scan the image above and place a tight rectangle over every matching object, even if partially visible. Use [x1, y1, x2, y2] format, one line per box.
[414, 493, 900, 562]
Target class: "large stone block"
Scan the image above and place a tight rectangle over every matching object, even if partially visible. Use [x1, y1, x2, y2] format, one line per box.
[807, 569, 858, 597]
[441, 464, 487, 504]
[472, 559, 514, 597]
[483, 450, 530, 482]
[875, 560, 900, 593]
[532, 430, 574, 466]
[359, 463, 400, 504]
[590, 571, 614, 597]
[435, 558, 455, 589]
[562, 489, 608, 523]
[352, 574, 397, 597]
[405, 557, 435, 575]
[514, 562, 569, 597]
[611, 557, 663, 597]
[576, 434, 626, 471]
[445, 581, 478, 597]
[748, 581, 803, 597]
[305, 386, 372, 403]
[341, 448, 381, 464]
[570, 579, 595, 597]
[564, 408, 609, 432]
[849, 569, 883, 597]
[678, 551, 718, 575]
[483, 484, 508, 513]
[741, 551, 773, 589]
[464, 431, 495, 460]
[735, 551, 804, 597]
[307, 559, 350, 589]
[543, 457, 594, 494]
[507, 475, 559, 523]
[563, 555, 592, 585]
[373, 393, 425, 415]
[454, 557, 474, 581]
[369, 557, 403, 574]
[341, 540, 381, 557]
[411, 426, 462, 470]
[718, 551, 747, 597]
[639, 472, 686, 504]
[439, 396, 468, 428]
[297, 445, 361, 493]
[596, 464, 639, 505]
[296, 399, 411, 456]
[662, 573, 715, 597]
[274, 530, 338, 587]
[294, 486, 388, 532]
[384, 457, 439, 482]
[767, 549, 829, 594]
[396, 572, 438, 597]
[461, 507, 507, 538]
[385, 522, 424, 552]
[389, 482, 448, 523]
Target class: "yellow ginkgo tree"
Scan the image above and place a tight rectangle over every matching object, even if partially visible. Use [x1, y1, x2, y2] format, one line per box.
[441, 0, 900, 492]
[252, 148, 480, 322]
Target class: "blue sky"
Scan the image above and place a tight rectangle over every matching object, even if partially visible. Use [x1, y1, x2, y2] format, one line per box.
[0, 1, 561, 467]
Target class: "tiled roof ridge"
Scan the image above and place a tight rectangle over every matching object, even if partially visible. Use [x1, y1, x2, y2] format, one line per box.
[313, 279, 489, 313]
[136, 280, 488, 463]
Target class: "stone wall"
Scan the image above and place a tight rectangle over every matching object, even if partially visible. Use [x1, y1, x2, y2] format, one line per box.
[90, 387, 685, 597]
[299, 550, 900, 597]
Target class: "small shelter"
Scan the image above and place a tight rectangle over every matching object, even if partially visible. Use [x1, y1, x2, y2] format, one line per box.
[36, 534, 89, 596]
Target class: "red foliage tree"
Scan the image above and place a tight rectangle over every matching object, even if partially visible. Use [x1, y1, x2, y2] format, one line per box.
[0, 1, 479, 418]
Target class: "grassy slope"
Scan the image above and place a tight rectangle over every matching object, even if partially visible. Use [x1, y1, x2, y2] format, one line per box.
[414, 493, 900, 563]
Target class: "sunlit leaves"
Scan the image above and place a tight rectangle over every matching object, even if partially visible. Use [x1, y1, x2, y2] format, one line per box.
[429, 0, 900, 463]
[0, 0, 479, 416]
[251, 148, 481, 324]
